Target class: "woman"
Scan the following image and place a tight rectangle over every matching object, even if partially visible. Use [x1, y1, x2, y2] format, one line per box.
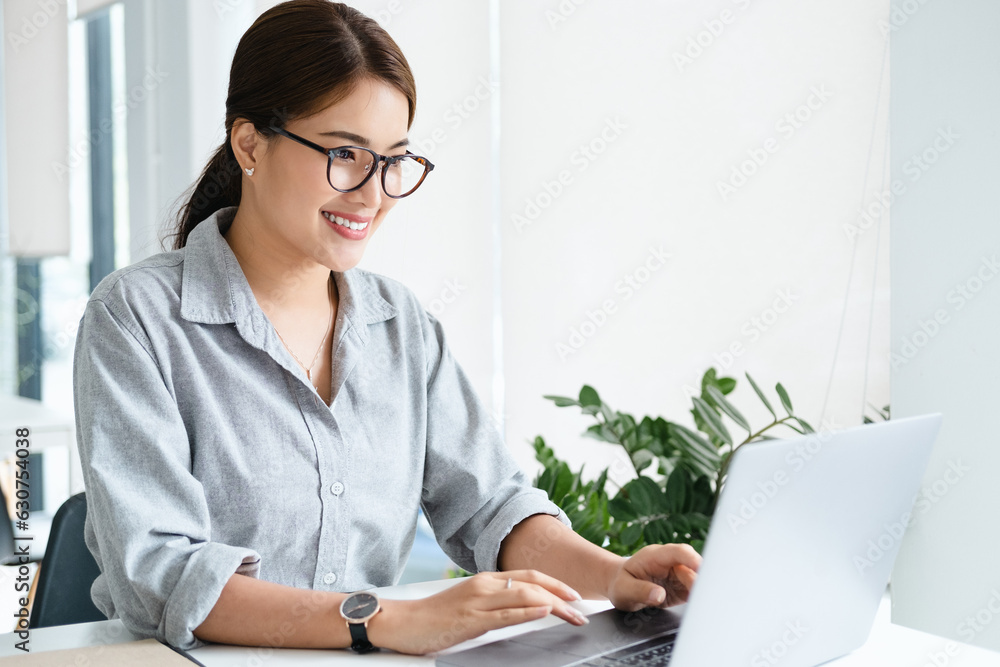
[73, 0, 700, 655]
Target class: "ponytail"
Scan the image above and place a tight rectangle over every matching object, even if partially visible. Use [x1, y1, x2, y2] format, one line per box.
[169, 142, 243, 250]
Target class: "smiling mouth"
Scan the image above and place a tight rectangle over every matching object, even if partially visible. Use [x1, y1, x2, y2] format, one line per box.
[322, 211, 370, 231]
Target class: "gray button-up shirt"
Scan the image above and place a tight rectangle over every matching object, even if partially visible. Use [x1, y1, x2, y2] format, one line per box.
[73, 206, 568, 650]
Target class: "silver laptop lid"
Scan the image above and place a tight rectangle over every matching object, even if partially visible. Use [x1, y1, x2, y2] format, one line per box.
[669, 413, 942, 667]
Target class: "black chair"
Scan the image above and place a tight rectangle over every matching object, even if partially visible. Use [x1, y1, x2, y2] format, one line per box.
[0, 485, 42, 566]
[29, 492, 107, 628]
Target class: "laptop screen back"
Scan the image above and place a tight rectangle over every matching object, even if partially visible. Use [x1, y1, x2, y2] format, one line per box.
[669, 413, 942, 667]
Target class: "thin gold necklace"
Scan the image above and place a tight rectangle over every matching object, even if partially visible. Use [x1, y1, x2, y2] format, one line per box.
[274, 275, 333, 384]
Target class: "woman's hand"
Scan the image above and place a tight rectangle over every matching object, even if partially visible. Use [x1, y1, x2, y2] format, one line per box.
[606, 544, 702, 612]
[368, 570, 588, 655]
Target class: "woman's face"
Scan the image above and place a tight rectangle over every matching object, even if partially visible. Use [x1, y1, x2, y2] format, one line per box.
[247, 77, 410, 272]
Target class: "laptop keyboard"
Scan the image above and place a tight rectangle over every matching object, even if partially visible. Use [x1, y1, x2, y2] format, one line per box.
[581, 634, 676, 666]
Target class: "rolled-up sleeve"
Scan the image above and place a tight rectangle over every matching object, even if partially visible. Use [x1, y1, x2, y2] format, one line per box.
[74, 298, 261, 650]
[417, 311, 570, 574]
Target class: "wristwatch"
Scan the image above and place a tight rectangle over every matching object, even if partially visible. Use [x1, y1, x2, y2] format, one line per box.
[339, 591, 381, 653]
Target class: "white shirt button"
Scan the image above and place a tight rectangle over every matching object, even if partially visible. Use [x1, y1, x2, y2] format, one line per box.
[323, 572, 337, 585]
[331, 482, 345, 496]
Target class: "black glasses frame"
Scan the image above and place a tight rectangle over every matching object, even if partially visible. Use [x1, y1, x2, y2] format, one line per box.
[268, 124, 434, 198]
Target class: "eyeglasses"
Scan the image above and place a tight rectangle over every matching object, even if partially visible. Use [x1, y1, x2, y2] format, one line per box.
[268, 125, 434, 198]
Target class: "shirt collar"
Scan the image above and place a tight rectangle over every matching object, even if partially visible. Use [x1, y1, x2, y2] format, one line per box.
[179, 206, 398, 347]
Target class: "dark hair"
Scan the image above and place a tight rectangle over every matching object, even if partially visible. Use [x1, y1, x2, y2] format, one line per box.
[168, 0, 416, 249]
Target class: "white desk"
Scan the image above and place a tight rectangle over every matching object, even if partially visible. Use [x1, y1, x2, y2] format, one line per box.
[0, 578, 998, 665]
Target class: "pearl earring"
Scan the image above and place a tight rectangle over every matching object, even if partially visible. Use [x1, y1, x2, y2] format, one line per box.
[245, 167, 254, 176]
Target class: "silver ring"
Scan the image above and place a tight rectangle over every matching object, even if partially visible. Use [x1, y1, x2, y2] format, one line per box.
[506, 577, 512, 589]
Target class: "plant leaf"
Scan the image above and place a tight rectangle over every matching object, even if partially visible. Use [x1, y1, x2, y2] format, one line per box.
[644, 518, 673, 544]
[705, 385, 751, 432]
[583, 423, 620, 444]
[670, 426, 714, 462]
[745, 372, 777, 420]
[620, 522, 643, 547]
[691, 396, 732, 446]
[639, 434, 663, 457]
[592, 467, 609, 499]
[622, 480, 652, 516]
[700, 368, 718, 393]
[551, 463, 575, 503]
[665, 466, 689, 513]
[792, 416, 815, 433]
[632, 448, 656, 473]
[532, 436, 554, 466]
[543, 394, 579, 407]
[579, 385, 601, 409]
[658, 455, 677, 478]
[641, 475, 670, 512]
[608, 496, 637, 522]
[690, 476, 715, 514]
[701, 367, 736, 395]
[775, 382, 794, 415]
[670, 425, 721, 477]
[624, 476, 666, 515]
[536, 467, 554, 494]
[616, 413, 639, 452]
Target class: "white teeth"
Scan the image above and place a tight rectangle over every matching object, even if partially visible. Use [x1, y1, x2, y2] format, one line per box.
[322, 211, 369, 231]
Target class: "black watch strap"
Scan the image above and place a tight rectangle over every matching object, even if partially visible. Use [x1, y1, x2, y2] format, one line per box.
[348, 621, 379, 654]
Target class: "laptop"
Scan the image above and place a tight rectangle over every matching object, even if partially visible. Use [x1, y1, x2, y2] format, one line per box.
[437, 413, 943, 667]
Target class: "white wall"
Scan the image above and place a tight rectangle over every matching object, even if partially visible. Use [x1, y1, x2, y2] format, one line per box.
[497, 1, 891, 478]
[889, 0, 1000, 652]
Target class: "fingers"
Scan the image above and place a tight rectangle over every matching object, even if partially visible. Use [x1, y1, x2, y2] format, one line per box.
[613, 571, 666, 611]
[674, 564, 697, 591]
[610, 545, 703, 611]
[631, 543, 702, 576]
[417, 573, 590, 653]
[494, 569, 582, 602]
[477, 572, 588, 626]
[657, 564, 697, 607]
[483, 605, 552, 630]
[624, 545, 701, 597]
[487, 578, 589, 626]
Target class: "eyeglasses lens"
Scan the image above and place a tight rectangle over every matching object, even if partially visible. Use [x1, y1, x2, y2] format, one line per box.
[328, 148, 427, 197]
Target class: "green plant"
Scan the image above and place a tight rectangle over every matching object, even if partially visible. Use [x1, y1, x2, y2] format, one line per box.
[532, 368, 814, 554]
[864, 403, 890, 423]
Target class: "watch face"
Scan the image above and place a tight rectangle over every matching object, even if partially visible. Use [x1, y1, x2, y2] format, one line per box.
[342, 592, 379, 621]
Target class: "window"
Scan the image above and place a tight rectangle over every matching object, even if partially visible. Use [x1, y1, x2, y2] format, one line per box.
[1, 3, 127, 417]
